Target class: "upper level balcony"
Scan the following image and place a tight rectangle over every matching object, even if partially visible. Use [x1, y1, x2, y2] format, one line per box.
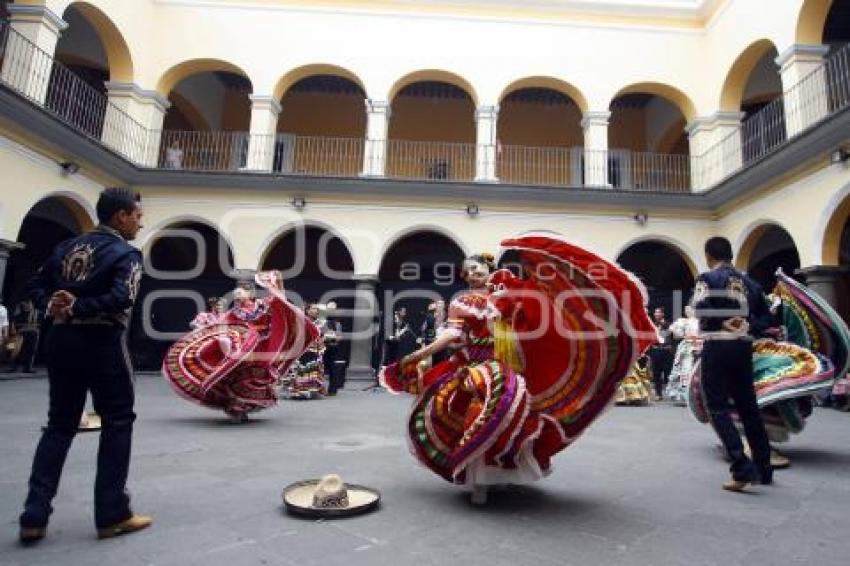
[0, 4, 849, 197]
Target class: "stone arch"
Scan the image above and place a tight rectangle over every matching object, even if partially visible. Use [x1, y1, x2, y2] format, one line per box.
[387, 69, 478, 106]
[273, 63, 368, 100]
[63, 2, 134, 82]
[797, 0, 834, 44]
[615, 236, 698, 315]
[498, 76, 589, 112]
[615, 235, 700, 276]
[735, 221, 801, 289]
[719, 39, 780, 111]
[610, 82, 697, 123]
[375, 224, 470, 275]
[155, 58, 253, 97]
[139, 214, 237, 274]
[818, 183, 850, 265]
[258, 219, 359, 274]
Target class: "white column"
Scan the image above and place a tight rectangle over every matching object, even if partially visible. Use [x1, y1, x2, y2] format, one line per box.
[104, 82, 170, 166]
[244, 95, 282, 171]
[687, 112, 744, 192]
[0, 5, 67, 104]
[776, 44, 830, 138]
[474, 104, 498, 182]
[582, 111, 611, 187]
[362, 99, 390, 176]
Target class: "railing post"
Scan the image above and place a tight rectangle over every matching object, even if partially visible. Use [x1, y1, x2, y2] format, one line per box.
[362, 99, 390, 177]
[104, 82, 170, 166]
[244, 95, 281, 171]
[776, 44, 830, 139]
[0, 5, 67, 104]
[581, 111, 611, 187]
[687, 112, 743, 192]
[474, 104, 498, 182]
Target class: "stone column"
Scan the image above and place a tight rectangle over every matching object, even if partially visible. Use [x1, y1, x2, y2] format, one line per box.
[475, 104, 498, 182]
[362, 99, 390, 177]
[244, 95, 281, 172]
[582, 111, 611, 187]
[344, 274, 379, 384]
[0, 5, 67, 104]
[796, 266, 850, 325]
[103, 82, 170, 166]
[0, 239, 25, 301]
[687, 112, 744, 192]
[776, 44, 830, 139]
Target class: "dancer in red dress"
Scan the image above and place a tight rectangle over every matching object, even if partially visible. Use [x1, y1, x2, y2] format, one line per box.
[162, 272, 319, 421]
[381, 233, 656, 503]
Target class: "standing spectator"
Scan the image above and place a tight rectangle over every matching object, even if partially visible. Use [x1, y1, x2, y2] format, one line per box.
[18, 187, 151, 544]
[164, 141, 183, 169]
[0, 299, 8, 342]
[647, 306, 673, 400]
[322, 303, 344, 396]
[418, 300, 447, 365]
[8, 299, 40, 373]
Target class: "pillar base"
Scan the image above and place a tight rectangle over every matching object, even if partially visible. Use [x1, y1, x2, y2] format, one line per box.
[343, 363, 377, 385]
[796, 265, 850, 324]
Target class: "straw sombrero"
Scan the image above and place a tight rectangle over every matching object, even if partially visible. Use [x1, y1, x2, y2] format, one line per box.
[78, 412, 101, 432]
[282, 474, 380, 518]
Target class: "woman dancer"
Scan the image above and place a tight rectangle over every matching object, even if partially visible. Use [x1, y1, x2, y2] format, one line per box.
[280, 303, 328, 399]
[163, 273, 319, 421]
[665, 306, 701, 405]
[615, 356, 653, 406]
[380, 234, 656, 504]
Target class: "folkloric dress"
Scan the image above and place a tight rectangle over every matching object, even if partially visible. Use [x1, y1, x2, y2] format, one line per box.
[688, 271, 850, 442]
[280, 318, 328, 399]
[380, 234, 656, 488]
[162, 272, 319, 417]
[615, 359, 653, 406]
[665, 316, 701, 405]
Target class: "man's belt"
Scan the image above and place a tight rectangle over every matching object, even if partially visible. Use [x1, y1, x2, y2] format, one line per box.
[700, 330, 752, 341]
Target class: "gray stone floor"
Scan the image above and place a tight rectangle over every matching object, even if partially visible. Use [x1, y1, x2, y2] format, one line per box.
[1, 374, 849, 566]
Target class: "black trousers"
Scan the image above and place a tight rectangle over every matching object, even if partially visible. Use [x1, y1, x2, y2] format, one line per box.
[701, 339, 772, 482]
[15, 331, 39, 371]
[20, 325, 136, 529]
[648, 346, 673, 397]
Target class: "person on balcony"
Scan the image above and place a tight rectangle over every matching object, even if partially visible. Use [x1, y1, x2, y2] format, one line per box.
[164, 141, 183, 169]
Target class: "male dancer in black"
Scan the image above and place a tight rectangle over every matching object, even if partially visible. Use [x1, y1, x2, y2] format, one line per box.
[693, 236, 773, 492]
[19, 188, 152, 543]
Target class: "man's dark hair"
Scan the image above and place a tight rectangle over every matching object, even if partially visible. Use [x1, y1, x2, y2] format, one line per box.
[96, 187, 140, 224]
[704, 236, 733, 262]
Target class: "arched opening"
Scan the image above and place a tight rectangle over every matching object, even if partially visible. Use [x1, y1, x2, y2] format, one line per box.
[158, 60, 253, 171]
[47, 3, 132, 137]
[260, 225, 356, 364]
[387, 72, 477, 181]
[275, 73, 366, 176]
[3, 195, 95, 367]
[497, 81, 585, 186]
[823, 192, 850, 265]
[721, 41, 786, 164]
[616, 240, 695, 317]
[608, 84, 693, 191]
[130, 221, 235, 370]
[737, 224, 801, 290]
[377, 231, 466, 368]
[823, 0, 850, 50]
[797, 0, 835, 44]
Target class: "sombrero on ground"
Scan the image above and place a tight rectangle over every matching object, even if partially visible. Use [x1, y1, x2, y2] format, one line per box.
[282, 474, 380, 519]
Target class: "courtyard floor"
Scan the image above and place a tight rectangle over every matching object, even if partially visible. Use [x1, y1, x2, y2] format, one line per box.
[1, 373, 849, 566]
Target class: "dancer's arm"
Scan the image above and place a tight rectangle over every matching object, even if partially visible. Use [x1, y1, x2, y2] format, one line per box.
[400, 331, 456, 367]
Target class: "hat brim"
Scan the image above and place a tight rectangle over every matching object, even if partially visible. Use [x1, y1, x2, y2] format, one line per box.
[78, 413, 102, 432]
[282, 480, 380, 519]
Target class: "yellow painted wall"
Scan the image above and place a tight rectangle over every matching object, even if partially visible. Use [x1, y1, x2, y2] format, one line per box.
[497, 101, 583, 147]
[277, 91, 366, 137]
[609, 107, 648, 151]
[388, 95, 475, 143]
